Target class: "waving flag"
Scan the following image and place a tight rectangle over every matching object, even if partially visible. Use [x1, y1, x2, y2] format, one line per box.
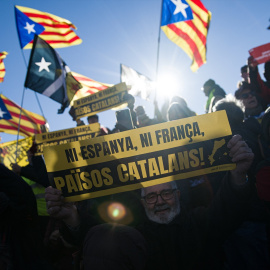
[15, 5, 82, 49]
[70, 71, 112, 105]
[0, 94, 46, 137]
[0, 52, 8, 83]
[25, 35, 82, 113]
[0, 137, 33, 169]
[161, 0, 211, 71]
[121, 64, 155, 100]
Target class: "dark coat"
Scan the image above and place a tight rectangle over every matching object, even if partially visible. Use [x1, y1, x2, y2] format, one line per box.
[0, 164, 51, 270]
[20, 155, 50, 187]
[137, 173, 252, 270]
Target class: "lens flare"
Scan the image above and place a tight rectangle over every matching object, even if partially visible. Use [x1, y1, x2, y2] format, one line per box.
[107, 202, 126, 221]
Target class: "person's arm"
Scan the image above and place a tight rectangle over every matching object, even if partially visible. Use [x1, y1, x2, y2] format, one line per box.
[11, 163, 22, 174]
[248, 56, 270, 102]
[45, 186, 98, 246]
[11, 163, 41, 184]
[227, 134, 254, 186]
[194, 135, 254, 243]
[31, 155, 50, 187]
[20, 165, 39, 181]
[45, 186, 80, 228]
[12, 157, 50, 187]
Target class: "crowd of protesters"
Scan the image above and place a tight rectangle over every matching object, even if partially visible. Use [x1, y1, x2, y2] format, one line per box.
[1, 58, 270, 270]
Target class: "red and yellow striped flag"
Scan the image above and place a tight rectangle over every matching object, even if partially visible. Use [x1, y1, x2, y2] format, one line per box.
[15, 5, 82, 49]
[0, 52, 8, 83]
[70, 72, 112, 105]
[161, 0, 211, 72]
[0, 94, 47, 137]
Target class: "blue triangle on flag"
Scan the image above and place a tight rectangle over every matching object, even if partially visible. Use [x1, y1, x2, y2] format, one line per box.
[161, 0, 193, 26]
[0, 97, 12, 120]
[15, 7, 45, 48]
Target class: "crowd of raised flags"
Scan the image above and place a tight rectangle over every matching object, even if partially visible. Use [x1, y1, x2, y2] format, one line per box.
[0, 0, 211, 142]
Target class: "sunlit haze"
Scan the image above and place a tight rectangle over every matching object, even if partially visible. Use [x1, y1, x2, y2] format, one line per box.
[156, 73, 180, 100]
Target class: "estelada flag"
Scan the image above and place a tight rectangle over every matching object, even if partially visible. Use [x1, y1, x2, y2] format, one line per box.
[70, 71, 112, 105]
[0, 52, 8, 83]
[15, 5, 82, 49]
[25, 35, 82, 113]
[0, 94, 46, 137]
[161, 0, 211, 72]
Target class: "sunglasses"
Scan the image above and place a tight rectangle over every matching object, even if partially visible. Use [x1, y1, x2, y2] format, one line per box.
[240, 91, 255, 99]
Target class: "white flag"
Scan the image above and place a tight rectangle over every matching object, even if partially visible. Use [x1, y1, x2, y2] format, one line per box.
[120, 64, 155, 100]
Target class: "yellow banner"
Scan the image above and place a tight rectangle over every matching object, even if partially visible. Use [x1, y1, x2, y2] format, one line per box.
[0, 137, 33, 169]
[43, 111, 235, 202]
[73, 82, 128, 119]
[35, 123, 100, 155]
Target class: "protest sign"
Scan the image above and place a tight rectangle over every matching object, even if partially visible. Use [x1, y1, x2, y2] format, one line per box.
[73, 82, 128, 120]
[43, 110, 235, 202]
[35, 123, 100, 155]
[0, 136, 33, 169]
[249, 43, 270, 65]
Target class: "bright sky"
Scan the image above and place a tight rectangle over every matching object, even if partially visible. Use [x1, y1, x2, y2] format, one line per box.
[0, 0, 269, 143]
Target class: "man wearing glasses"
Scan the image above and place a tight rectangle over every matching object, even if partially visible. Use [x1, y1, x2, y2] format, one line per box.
[235, 82, 265, 120]
[141, 181, 180, 224]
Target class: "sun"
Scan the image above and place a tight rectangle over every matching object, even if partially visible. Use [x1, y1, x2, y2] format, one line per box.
[156, 73, 179, 99]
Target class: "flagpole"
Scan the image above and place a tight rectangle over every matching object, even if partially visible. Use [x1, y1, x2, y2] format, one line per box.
[15, 7, 46, 121]
[154, 0, 164, 102]
[20, 49, 46, 118]
[14, 50, 45, 162]
[15, 86, 26, 162]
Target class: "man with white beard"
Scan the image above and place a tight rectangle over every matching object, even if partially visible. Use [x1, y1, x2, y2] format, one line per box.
[141, 181, 180, 224]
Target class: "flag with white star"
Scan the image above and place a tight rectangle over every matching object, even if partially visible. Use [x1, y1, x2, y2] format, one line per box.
[0, 97, 12, 120]
[15, 5, 82, 49]
[0, 94, 46, 137]
[24, 35, 82, 113]
[161, 0, 211, 72]
[0, 52, 8, 83]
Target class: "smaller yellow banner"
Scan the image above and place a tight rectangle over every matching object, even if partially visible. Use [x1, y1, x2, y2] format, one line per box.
[73, 83, 128, 119]
[35, 123, 100, 155]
